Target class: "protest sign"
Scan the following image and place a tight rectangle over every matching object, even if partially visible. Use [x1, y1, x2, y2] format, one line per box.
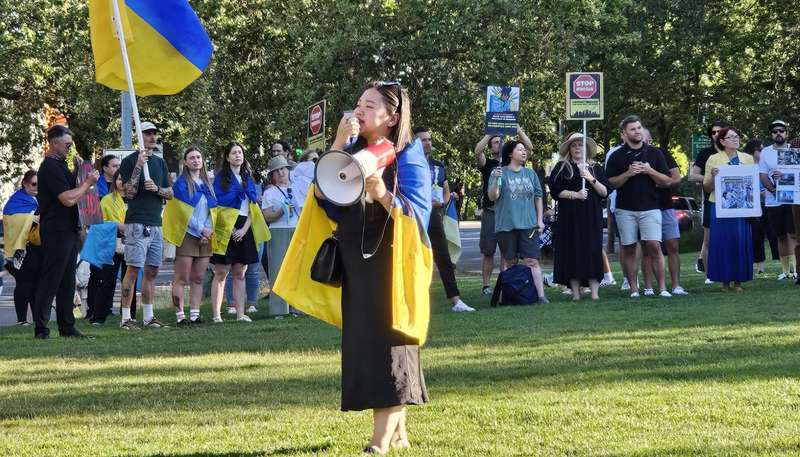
[714, 164, 761, 218]
[565, 72, 603, 120]
[76, 160, 103, 226]
[307, 100, 326, 151]
[484, 85, 519, 135]
[774, 148, 800, 205]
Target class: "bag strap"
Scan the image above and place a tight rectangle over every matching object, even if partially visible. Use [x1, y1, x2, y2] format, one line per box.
[360, 163, 398, 260]
[490, 270, 503, 307]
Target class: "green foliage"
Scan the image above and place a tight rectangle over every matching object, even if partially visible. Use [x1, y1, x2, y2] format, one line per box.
[2, 0, 798, 212]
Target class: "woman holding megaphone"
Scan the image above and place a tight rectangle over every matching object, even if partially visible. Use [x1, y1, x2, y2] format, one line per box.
[277, 81, 433, 454]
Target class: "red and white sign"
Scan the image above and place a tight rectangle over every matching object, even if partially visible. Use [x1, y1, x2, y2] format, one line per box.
[309, 105, 323, 135]
[572, 74, 597, 99]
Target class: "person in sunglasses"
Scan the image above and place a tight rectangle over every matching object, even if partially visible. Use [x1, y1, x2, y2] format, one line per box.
[758, 120, 798, 281]
[261, 155, 301, 317]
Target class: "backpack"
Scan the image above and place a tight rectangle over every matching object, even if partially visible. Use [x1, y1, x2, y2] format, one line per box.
[490, 264, 539, 307]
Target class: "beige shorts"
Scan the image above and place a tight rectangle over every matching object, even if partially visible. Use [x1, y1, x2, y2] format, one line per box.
[175, 233, 211, 258]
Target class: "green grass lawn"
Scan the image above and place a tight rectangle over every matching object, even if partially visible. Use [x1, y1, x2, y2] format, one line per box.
[1, 254, 800, 456]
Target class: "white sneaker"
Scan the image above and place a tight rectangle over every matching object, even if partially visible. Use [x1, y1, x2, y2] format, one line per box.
[543, 273, 554, 287]
[212, 317, 224, 324]
[227, 306, 236, 315]
[600, 277, 617, 287]
[451, 300, 475, 312]
[672, 286, 688, 295]
[237, 315, 252, 322]
[562, 288, 573, 295]
[581, 287, 591, 295]
[643, 288, 655, 296]
[630, 292, 640, 298]
[777, 273, 788, 281]
[659, 290, 672, 298]
[621, 278, 630, 290]
[481, 286, 493, 295]
[247, 305, 258, 313]
[704, 278, 713, 284]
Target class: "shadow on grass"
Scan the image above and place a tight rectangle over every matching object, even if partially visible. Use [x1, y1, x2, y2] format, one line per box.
[127, 443, 332, 457]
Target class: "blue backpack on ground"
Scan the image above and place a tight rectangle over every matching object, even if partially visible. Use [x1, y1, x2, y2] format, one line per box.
[490, 264, 539, 307]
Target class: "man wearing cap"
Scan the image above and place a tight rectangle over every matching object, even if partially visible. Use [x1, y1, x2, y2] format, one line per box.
[415, 127, 475, 312]
[473, 127, 534, 295]
[32, 125, 99, 339]
[758, 120, 798, 281]
[605, 115, 673, 298]
[118, 121, 173, 329]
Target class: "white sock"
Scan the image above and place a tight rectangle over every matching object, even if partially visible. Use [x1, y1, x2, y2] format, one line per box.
[176, 311, 185, 322]
[190, 309, 200, 321]
[143, 304, 154, 322]
[122, 308, 131, 322]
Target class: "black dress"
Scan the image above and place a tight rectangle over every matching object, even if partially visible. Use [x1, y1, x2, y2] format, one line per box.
[548, 162, 608, 286]
[337, 198, 428, 412]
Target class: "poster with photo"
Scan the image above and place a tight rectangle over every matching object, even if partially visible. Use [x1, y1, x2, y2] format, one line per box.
[714, 165, 761, 218]
[775, 148, 800, 205]
[484, 85, 520, 135]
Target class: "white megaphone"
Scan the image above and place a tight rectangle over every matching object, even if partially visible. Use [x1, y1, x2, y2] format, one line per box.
[315, 139, 396, 206]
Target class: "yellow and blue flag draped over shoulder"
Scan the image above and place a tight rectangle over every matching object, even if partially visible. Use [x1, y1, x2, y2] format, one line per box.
[89, 0, 213, 96]
[2, 189, 38, 258]
[100, 192, 126, 224]
[211, 173, 270, 255]
[444, 198, 462, 264]
[163, 175, 216, 247]
[274, 139, 434, 345]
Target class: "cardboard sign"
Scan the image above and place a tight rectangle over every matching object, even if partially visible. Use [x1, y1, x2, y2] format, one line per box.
[566, 72, 603, 120]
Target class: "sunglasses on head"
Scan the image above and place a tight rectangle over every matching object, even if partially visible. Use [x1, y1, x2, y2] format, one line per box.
[379, 81, 401, 88]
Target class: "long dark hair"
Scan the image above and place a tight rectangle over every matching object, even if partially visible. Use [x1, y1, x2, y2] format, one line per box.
[364, 81, 413, 153]
[501, 140, 522, 166]
[217, 142, 252, 192]
[182, 146, 215, 199]
[109, 170, 122, 194]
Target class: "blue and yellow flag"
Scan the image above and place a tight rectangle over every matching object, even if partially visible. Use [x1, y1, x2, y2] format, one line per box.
[444, 198, 462, 264]
[211, 173, 270, 255]
[89, 0, 213, 96]
[2, 189, 38, 258]
[81, 222, 119, 268]
[163, 175, 216, 247]
[100, 192, 126, 224]
[274, 139, 434, 345]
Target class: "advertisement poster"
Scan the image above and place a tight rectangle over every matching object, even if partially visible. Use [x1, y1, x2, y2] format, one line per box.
[714, 164, 761, 218]
[565, 72, 604, 120]
[307, 100, 326, 151]
[484, 85, 520, 135]
[774, 148, 800, 205]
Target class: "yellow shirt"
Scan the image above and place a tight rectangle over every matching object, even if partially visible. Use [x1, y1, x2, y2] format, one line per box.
[703, 151, 754, 203]
[100, 192, 126, 223]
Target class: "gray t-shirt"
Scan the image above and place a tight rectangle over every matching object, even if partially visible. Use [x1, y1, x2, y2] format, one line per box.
[489, 166, 543, 232]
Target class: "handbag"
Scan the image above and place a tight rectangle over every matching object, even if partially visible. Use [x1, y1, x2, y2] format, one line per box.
[310, 231, 343, 287]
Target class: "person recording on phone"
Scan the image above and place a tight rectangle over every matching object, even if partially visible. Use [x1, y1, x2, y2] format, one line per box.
[605, 115, 672, 298]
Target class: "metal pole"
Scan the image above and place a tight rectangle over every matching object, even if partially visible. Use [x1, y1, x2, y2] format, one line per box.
[110, 0, 149, 179]
[581, 119, 587, 190]
[121, 92, 132, 148]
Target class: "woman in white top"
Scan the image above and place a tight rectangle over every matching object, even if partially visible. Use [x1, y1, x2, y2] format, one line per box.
[261, 155, 302, 317]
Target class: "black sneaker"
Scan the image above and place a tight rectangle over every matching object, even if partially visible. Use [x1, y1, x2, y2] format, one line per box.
[190, 317, 204, 325]
[34, 332, 50, 340]
[61, 329, 92, 339]
[177, 318, 192, 327]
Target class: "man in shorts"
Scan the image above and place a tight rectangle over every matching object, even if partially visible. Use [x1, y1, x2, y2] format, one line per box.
[606, 116, 673, 298]
[118, 121, 173, 329]
[473, 127, 534, 294]
[759, 120, 798, 281]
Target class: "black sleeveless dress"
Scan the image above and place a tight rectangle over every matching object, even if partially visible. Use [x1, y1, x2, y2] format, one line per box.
[337, 198, 429, 411]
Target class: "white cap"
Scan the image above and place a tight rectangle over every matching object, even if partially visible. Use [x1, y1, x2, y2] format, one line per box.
[139, 121, 158, 132]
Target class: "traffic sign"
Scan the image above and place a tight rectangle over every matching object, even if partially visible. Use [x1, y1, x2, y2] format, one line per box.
[566, 72, 603, 120]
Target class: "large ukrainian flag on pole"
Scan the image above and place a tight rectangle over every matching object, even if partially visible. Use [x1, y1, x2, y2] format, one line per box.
[89, 0, 213, 96]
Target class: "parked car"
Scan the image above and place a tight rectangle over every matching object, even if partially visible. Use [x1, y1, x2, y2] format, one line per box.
[672, 196, 701, 233]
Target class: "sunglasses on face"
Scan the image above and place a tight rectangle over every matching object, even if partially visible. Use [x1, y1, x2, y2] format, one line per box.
[29, 182, 38, 187]
[772, 129, 786, 134]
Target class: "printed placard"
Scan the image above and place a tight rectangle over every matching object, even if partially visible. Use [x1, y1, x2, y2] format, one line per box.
[484, 85, 520, 135]
[566, 72, 603, 120]
[714, 164, 762, 218]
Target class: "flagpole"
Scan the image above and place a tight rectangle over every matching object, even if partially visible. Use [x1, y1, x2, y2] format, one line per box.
[581, 119, 587, 190]
[110, 0, 150, 180]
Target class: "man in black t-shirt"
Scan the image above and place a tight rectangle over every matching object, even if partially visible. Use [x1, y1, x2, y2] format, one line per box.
[640, 129, 687, 297]
[606, 116, 673, 298]
[32, 125, 99, 339]
[473, 127, 534, 294]
[688, 120, 727, 276]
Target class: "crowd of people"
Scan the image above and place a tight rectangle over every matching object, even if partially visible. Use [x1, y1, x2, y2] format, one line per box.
[3, 79, 799, 454]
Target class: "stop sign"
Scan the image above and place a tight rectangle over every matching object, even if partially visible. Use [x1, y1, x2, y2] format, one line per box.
[573, 75, 597, 99]
[309, 105, 323, 135]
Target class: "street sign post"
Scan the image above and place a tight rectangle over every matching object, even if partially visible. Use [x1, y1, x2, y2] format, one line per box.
[307, 100, 326, 151]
